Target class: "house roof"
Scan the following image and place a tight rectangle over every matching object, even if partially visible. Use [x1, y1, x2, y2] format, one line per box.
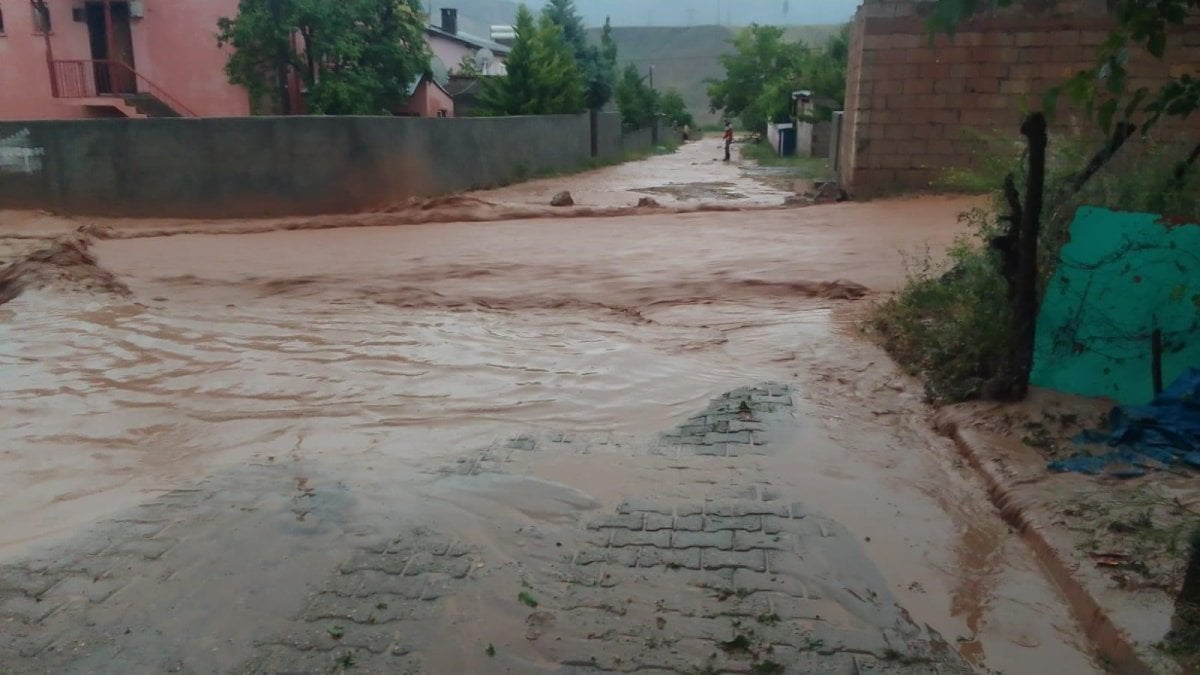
[406, 73, 452, 99]
[445, 75, 482, 97]
[425, 26, 511, 56]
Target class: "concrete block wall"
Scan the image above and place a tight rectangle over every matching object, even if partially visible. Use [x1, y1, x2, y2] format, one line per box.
[0, 112, 653, 218]
[839, 0, 1200, 196]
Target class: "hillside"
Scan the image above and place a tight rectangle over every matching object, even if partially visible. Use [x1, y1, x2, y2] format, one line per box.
[590, 25, 842, 126]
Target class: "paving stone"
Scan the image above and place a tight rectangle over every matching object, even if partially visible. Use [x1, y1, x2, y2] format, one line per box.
[321, 571, 425, 599]
[670, 530, 733, 551]
[587, 514, 644, 531]
[703, 515, 762, 532]
[705, 431, 753, 445]
[689, 444, 725, 456]
[610, 529, 670, 549]
[707, 501, 790, 518]
[574, 549, 611, 566]
[635, 548, 702, 570]
[762, 515, 790, 535]
[615, 500, 673, 516]
[0, 568, 61, 598]
[733, 531, 793, 552]
[701, 549, 767, 572]
[673, 515, 704, 531]
[643, 514, 674, 532]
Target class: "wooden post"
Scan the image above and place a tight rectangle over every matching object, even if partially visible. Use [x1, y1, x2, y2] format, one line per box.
[997, 112, 1047, 401]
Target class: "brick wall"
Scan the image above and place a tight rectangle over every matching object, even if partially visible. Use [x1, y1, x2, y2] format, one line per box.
[839, 0, 1200, 197]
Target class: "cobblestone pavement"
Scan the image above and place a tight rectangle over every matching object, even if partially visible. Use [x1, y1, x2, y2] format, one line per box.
[0, 384, 972, 674]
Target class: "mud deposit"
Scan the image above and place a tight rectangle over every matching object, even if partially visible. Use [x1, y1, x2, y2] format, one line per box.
[0, 153, 1101, 674]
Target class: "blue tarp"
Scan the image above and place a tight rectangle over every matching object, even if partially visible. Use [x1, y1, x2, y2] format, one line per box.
[1050, 367, 1200, 476]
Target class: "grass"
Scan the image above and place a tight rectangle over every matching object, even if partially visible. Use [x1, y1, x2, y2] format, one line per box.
[740, 142, 835, 179]
[517, 591, 539, 608]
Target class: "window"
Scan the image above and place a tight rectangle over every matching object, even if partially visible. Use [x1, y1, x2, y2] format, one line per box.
[31, 0, 50, 34]
[437, 109, 448, 118]
[0, 5, 6, 35]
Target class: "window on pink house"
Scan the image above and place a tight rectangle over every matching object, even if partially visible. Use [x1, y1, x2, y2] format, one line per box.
[437, 109, 447, 118]
[0, 5, 7, 35]
[32, 1, 51, 33]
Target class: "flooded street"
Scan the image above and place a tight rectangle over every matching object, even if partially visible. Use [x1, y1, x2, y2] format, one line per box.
[0, 142, 1100, 674]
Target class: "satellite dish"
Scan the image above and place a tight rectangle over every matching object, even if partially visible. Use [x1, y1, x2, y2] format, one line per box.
[475, 48, 495, 72]
[430, 56, 450, 85]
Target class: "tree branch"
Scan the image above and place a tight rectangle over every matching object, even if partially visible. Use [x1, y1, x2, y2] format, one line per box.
[1171, 141, 1200, 188]
[1063, 121, 1136, 198]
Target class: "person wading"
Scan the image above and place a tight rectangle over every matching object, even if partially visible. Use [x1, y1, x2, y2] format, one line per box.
[723, 122, 734, 162]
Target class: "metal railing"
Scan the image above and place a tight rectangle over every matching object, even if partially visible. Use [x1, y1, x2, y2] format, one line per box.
[48, 60, 197, 117]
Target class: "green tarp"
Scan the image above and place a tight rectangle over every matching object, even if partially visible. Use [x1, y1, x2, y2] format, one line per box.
[1031, 206, 1200, 405]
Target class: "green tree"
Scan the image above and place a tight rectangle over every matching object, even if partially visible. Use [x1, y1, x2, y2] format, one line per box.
[658, 90, 695, 128]
[217, 0, 429, 115]
[616, 63, 658, 129]
[540, 0, 616, 110]
[479, 5, 585, 116]
[455, 53, 481, 77]
[707, 24, 848, 132]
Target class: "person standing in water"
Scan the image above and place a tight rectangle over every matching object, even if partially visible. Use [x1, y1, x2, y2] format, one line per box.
[723, 122, 733, 161]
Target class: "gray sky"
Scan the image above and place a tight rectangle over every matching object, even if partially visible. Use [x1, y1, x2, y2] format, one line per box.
[538, 0, 861, 27]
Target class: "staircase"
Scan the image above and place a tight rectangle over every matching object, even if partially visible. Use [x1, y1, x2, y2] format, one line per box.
[122, 92, 184, 118]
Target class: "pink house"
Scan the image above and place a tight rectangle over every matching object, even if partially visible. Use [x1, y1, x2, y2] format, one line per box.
[425, 8, 508, 78]
[0, 2, 506, 120]
[0, 0, 250, 119]
[394, 73, 454, 118]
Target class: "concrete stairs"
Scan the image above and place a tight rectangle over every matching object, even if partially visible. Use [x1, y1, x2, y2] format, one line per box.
[121, 93, 184, 118]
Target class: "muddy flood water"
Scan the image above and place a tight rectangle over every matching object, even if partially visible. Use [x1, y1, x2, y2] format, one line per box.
[0, 143, 1103, 674]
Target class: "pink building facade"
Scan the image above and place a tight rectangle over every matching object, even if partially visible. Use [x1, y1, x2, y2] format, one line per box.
[1, 2, 506, 120]
[0, 0, 251, 119]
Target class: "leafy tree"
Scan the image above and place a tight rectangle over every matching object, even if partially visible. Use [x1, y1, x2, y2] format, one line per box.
[217, 0, 429, 115]
[616, 63, 658, 129]
[479, 5, 585, 116]
[707, 24, 848, 132]
[659, 90, 695, 128]
[541, 1, 616, 110]
[455, 53, 482, 77]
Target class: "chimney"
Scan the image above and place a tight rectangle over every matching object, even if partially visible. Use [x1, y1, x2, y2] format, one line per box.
[441, 8, 458, 35]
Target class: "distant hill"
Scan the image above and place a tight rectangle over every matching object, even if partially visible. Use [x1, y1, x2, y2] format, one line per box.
[589, 25, 841, 126]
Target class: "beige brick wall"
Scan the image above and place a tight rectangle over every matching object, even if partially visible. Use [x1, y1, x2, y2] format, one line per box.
[840, 0, 1200, 197]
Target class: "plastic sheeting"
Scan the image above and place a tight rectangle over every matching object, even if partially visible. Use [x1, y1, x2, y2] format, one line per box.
[1051, 368, 1200, 476]
[1030, 206, 1200, 405]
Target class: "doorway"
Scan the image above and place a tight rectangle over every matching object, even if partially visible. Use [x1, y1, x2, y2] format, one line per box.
[85, 1, 136, 95]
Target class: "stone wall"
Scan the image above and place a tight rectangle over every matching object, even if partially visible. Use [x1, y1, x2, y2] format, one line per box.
[0, 112, 647, 218]
[839, 0, 1200, 196]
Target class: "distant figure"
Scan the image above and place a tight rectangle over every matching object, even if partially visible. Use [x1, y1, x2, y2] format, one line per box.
[723, 122, 733, 162]
[682, 124, 690, 142]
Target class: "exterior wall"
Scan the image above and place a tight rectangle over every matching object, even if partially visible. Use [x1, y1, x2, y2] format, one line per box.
[0, 0, 249, 120]
[132, 0, 250, 116]
[399, 80, 454, 117]
[839, 0, 1200, 196]
[0, 114, 611, 217]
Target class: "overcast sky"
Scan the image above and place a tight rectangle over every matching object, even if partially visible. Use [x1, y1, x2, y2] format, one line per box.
[542, 0, 861, 27]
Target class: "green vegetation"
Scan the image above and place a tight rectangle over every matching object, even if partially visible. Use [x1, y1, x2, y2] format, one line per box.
[707, 24, 848, 131]
[658, 90, 695, 129]
[616, 64, 658, 129]
[217, 0, 430, 114]
[542, 0, 617, 111]
[872, 134, 1199, 403]
[485, 643, 496, 657]
[871, 0, 1199, 404]
[741, 142, 834, 179]
[517, 591, 539, 608]
[480, 5, 585, 115]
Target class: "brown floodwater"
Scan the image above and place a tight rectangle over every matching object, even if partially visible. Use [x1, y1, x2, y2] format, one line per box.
[0, 143, 1100, 673]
